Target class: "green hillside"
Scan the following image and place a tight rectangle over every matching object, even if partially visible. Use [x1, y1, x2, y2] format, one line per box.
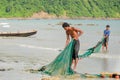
[0, 0, 120, 18]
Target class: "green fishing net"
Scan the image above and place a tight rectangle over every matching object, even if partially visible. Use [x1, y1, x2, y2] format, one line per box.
[39, 39, 75, 76]
[78, 38, 104, 58]
[39, 38, 104, 76]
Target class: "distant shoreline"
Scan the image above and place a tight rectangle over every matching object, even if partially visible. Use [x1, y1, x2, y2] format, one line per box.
[0, 17, 120, 20]
[0, 11, 120, 20]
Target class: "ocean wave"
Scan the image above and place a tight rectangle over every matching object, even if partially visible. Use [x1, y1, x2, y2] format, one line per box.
[16, 44, 60, 51]
[0, 23, 10, 28]
[0, 23, 9, 25]
[2, 25, 10, 28]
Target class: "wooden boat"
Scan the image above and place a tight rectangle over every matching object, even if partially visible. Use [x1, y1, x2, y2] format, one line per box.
[0, 30, 37, 37]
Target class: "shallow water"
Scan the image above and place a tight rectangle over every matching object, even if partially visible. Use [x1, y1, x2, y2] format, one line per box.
[0, 19, 120, 80]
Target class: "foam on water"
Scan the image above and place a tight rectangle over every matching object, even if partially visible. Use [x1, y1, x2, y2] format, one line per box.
[16, 43, 60, 51]
[0, 23, 9, 25]
[0, 22, 10, 28]
[2, 25, 10, 28]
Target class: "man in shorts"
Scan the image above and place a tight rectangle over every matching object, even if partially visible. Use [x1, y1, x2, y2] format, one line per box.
[102, 25, 110, 51]
[62, 22, 83, 71]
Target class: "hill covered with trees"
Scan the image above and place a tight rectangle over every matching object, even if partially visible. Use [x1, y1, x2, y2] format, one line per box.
[0, 0, 120, 18]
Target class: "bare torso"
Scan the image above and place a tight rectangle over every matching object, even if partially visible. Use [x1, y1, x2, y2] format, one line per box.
[66, 27, 79, 40]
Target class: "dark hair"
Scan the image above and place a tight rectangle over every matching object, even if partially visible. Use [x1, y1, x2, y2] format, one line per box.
[112, 74, 118, 78]
[106, 25, 110, 28]
[62, 22, 70, 28]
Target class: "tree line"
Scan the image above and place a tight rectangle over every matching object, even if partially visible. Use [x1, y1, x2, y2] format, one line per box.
[0, 0, 119, 18]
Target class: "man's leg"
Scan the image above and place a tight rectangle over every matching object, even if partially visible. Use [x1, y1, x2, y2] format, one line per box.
[102, 38, 107, 51]
[72, 39, 80, 71]
[73, 58, 79, 71]
[102, 44, 105, 51]
[72, 59, 75, 69]
[105, 42, 108, 51]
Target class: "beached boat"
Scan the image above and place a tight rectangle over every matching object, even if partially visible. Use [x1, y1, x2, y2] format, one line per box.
[0, 30, 37, 37]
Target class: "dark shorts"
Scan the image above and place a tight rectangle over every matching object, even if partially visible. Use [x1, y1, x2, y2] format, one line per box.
[72, 39, 80, 60]
[103, 37, 109, 46]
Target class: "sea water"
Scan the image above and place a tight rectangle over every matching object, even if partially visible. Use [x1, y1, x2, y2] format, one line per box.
[0, 19, 120, 80]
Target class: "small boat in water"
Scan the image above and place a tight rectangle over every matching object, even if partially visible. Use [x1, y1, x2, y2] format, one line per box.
[0, 30, 37, 37]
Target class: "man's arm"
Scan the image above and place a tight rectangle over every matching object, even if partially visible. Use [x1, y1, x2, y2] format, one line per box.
[104, 30, 110, 38]
[104, 35, 109, 38]
[65, 31, 70, 48]
[73, 27, 83, 37]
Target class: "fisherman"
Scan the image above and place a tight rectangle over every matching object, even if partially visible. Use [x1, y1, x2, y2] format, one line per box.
[102, 25, 110, 51]
[62, 22, 83, 71]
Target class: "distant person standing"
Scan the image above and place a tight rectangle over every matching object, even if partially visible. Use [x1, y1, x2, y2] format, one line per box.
[102, 25, 110, 51]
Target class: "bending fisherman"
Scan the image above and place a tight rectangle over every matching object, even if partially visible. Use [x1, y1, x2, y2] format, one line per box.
[62, 22, 83, 71]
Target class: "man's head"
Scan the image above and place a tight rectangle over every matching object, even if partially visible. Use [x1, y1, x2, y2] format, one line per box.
[62, 22, 70, 30]
[106, 25, 110, 30]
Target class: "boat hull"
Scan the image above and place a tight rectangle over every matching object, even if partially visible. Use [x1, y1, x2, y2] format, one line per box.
[0, 30, 37, 37]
